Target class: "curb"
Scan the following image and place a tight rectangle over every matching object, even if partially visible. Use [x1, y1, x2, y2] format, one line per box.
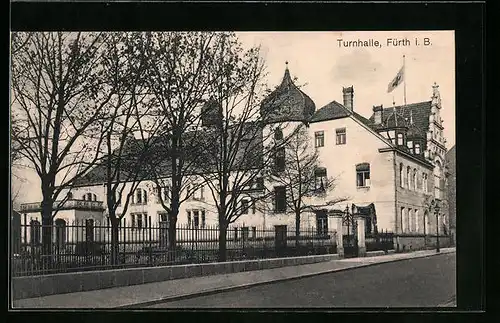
[117, 249, 455, 308]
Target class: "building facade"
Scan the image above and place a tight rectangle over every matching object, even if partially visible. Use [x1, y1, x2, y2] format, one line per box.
[19, 65, 451, 245]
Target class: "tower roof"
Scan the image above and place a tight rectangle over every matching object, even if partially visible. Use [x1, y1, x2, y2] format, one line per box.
[261, 64, 316, 123]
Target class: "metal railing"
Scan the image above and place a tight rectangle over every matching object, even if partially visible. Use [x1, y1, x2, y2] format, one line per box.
[20, 199, 105, 212]
[11, 220, 337, 277]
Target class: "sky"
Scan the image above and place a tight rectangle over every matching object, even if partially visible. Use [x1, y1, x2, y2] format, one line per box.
[12, 31, 455, 206]
[237, 30, 455, 147]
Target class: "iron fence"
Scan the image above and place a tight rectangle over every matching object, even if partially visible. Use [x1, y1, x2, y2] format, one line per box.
[365, 230, 395, 252]
[11, 219, 337, 277]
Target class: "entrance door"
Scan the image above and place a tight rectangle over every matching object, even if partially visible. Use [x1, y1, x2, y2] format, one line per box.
[274, 225, 287, 256]
[315, 210, 328, 236]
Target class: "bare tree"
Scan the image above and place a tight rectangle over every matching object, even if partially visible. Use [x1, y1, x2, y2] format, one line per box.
[142, 32, 220, 251]
[10, 32, 114, 256]
[196, 33, 284, 261]
[265, 124, 348, 247]
[95, 32, 170, 265]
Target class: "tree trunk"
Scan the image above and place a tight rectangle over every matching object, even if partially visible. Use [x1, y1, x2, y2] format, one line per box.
[218, 221, 228, 262]
[40, 191, 53, 266]
[110, 217, 120, 266]
[168, 211, 178, 262]
[295, 211, 301, 248]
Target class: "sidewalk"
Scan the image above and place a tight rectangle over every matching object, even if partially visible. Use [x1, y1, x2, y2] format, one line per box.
[12, 247, 455, 309]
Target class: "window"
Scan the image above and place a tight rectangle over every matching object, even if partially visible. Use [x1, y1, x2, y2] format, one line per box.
[54, 219, 66, 248]
[316, 212, 328, 235]
[137, 214, 143, 230]
[407, 167, 411, 189]
[136, 189, 142, 204]
[274, 147, 285, 172]
[415, 209, 419, 233]
[201, 210, 206, 228]
[241, 200, 249, 214]
[83, 193, 96, 201]
[400, 163, 405, 188]
[187, 211, 192, 227]
[131, 214, 136, 229]
[315, 167, 327, 191]
[200, 185, 204, 200]
[30, 220, 41, 244]
[408, 209, 413, 232]
[134, 188, 147, 205]
[156, 187, 162, 203]
[274, 186, 286, 212]
[242, 227, 249, 240]
[336, 128, 346, 145]
[388, 130, 396, 144]
[423, 173, 428, 193]
[407, 140, 413, 153]
[315, 131, 324, 148]
[274, 127, 283, 140]
[158, 212, 168, 223]
[193, 210, 199, 228]
[400, 207, 405, 233]
[356, 163, 371, 187]
[397, 133, 404, 146]
[413, 169, 417, 191]
[85, 219, 94, 241]
[415, 143, 421, 154]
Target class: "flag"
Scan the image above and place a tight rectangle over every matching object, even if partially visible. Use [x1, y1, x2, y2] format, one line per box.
[387, 66, 405, 93]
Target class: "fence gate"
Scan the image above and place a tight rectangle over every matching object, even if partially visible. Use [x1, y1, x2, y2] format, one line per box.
[274, 225, 287, 256]
[342, 206, 358, 258]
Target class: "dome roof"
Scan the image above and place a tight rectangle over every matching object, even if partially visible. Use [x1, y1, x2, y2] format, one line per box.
[261, 64, 316, 124]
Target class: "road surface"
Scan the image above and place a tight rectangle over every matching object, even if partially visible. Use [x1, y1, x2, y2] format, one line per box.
[147, 253, 456, 308]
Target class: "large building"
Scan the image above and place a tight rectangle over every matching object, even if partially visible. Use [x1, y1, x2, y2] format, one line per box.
[445, 145, 456, 245]
[19, 65, 451, 245]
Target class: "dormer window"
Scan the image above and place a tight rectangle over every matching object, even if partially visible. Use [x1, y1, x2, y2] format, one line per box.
[415, 143, 421, 154]
[274, 128, 283, 140]
[407, 140, 414, 153]
[397, 133, 404, 146]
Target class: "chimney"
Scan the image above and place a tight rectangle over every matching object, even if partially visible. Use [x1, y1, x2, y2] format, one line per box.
[373, 105, 383, 124]
[342, 86, 354, 111]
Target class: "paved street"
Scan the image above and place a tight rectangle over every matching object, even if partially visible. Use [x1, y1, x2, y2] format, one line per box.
[147, 253, 455, 308]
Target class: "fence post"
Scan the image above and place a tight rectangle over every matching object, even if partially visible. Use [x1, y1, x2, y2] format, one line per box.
[355, 216, 366, 257]
[148, 216, 152, 265]
[331, 213, 344, 258]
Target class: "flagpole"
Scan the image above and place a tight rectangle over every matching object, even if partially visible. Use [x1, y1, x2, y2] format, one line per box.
[403, 55, 407, 106]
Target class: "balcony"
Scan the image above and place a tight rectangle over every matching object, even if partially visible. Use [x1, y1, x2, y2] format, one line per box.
[20, 199, 105, 213]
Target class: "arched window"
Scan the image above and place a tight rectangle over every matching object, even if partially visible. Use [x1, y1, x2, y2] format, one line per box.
[407, 166, 411, 189]
[413, 169, 417, 191]
[55, 219, 66, 249]
[399, 163, 404, 188]
[83, 193, 97, 201]
[134, 188, 148, 205]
